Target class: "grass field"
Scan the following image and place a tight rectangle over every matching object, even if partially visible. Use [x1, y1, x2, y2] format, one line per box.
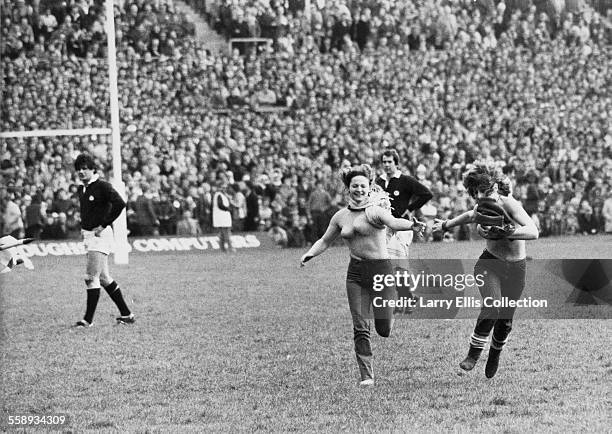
[1, 235, 611, 432]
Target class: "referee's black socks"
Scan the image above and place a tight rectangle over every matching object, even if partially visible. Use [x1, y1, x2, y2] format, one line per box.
[103, 281, 131, 317]
[84, 288, 100, 324]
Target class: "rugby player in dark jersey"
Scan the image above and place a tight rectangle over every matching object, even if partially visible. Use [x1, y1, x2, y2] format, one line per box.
[74, 153, 135, 327]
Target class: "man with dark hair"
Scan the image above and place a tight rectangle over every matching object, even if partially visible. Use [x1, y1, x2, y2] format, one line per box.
[73, 153, 135, 327]
[375, 148, 433, 249]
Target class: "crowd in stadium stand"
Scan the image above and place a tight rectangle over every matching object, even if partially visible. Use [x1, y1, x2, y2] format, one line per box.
[1, 0, 612, 245]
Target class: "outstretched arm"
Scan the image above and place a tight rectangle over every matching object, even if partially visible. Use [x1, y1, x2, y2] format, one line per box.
[432, 209, 475, 232]
[300, 212, 341, 266]
[375, 207, 425, 233]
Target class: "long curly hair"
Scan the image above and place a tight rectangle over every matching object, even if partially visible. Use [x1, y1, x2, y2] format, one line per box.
[463, 163, 511, 199]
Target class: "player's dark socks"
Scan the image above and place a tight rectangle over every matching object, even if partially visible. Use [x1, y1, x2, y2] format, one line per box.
[485, 348, 502, 378]
[84, 288, 100, 324]
[459, 346, 483, 371]
[103, 281, 131, 316]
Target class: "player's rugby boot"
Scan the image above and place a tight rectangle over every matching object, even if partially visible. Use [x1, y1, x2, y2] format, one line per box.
[359, 378, 374, 387]
[74, 319, 92, 328]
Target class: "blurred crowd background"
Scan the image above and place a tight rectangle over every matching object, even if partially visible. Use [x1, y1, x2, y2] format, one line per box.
[1, 0, 612, 246]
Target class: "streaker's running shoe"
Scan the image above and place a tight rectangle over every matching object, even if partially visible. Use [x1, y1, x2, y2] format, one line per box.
[116, 314, 136, 324]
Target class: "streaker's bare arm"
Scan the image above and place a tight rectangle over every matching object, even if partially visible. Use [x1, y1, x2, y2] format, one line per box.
[368, 206, 425, 233]
[503, 196, 539, 240]
[301, 211, 342, 265]
[432, 209, 475, 232]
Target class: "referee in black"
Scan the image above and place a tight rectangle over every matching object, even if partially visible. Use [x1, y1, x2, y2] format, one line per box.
[74, 153, 135, 327]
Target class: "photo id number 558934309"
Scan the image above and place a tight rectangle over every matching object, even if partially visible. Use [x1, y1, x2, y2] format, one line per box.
[3, 414, 70, 429]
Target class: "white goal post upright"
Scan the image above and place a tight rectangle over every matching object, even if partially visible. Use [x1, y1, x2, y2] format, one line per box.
[105, 0, 129, 264]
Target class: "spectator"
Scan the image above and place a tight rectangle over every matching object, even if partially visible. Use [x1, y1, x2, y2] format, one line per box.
[229, 183, 247, 232]
[577, 199, 598, 235]
[287, 215, 308, 248]
[194, 184, 213, 233]
[24, 192, 45, 239]
[244, 181, 260, 232]
[268, 219, 288, 247]
[176, 209, 202, 235]
[353, 8, 372, 51]
[523, 171, 540, 217]
[3, 190, 24, 238]
[258, 196, 273, 231]
[50, 188, 73, 215]
[40, 212, 68, 239]
[252, 80, 277, 106]
[155, 192, 178, 236]
[212, 182, 234, 252]
[54, 211, 70, 239]
[131, 185, 159, 236]
[66, 209, 81, 239]
[39, 8, 58, 40]
[40, 214, 57, 240]
[331, 11, 352, 51]
[307, 180, 332, 240]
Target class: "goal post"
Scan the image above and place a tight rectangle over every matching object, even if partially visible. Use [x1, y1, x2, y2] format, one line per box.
[105, 0, 128, 265]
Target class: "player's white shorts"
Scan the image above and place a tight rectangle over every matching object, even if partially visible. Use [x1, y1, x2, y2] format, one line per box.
[395, 230, 413, 246]
[82, 226, 114, 255]
[387, 229, 412, 259]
